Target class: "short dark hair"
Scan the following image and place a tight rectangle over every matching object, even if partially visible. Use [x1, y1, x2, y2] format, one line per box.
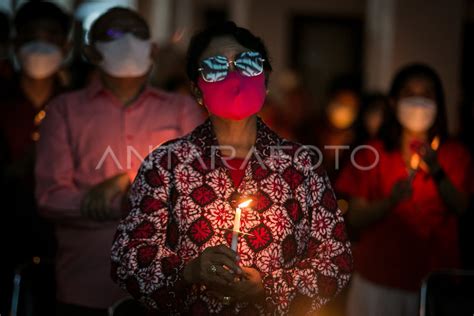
[327, 74, 362, 98]
[14, 1, 71, 35]
[88, 7, 149, 44]
[380, 63, 448, 151]
[186, 21, 272, 84]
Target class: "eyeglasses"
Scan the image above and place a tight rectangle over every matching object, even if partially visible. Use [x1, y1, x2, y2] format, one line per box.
[198, 51, 265, 83]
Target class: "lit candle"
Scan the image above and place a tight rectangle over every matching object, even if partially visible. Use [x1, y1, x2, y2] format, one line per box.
[231, 199, 252, 252]
[408, 153, 420, 183]
[431, 136, 440, 151]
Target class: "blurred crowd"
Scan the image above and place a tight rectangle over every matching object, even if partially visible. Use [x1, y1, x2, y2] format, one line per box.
[0, 1, 473, 316]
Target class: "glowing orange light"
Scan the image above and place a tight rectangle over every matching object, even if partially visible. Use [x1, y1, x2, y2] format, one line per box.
[410, 153, 420, 170]
[31, 131, 40, 142]
[34, 110, 46, 126]
[337, 199, 349, 214]
[171, 28, 186, 43]
[431, 136, 440, 151]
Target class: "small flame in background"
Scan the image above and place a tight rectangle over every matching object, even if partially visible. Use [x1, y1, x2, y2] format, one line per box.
[34, 110, 46, 126]
[410, 153, 421, 170]
[171, 28, 186, 43]
[238, 199, 252, 208]
[431, 136, 440, 151]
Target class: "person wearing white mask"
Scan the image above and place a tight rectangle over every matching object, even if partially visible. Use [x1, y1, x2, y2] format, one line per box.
[336, 63, 472, 316]
[11, 2, 70, 107]
[0, 2, 71, 315]
[35, 7, 205, 316]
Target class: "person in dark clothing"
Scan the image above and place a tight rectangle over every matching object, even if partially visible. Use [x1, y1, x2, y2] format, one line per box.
[0, 2, 71, 315]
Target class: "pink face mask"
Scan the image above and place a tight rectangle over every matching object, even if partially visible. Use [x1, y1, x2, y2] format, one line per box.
[198, 72, 266, 120]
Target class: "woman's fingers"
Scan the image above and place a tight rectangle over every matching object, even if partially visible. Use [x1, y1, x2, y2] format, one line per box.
[96, 195, 108, 221]
[211, 253, 242, 275]
[205, 268, 231, 287]
[212, 264, 236, 283]
[215, 245, 239, 261]
[196, 244, 242, 287]
[80, 193, 91, 218]
[89, 194, 101, 220]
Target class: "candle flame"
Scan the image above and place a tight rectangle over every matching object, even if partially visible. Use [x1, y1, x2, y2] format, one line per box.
[171, 28, 186, 43]
[431, 136, 440, 151]
[410, 153, 420, 170]
[34, 110, 46, 126]
[238, 199, 252, 208]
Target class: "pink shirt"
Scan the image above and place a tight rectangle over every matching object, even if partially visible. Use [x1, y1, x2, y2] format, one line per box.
[35, 79, 205, 308]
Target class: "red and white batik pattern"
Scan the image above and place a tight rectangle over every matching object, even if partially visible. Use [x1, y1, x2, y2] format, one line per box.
[111, 118, 352, 315]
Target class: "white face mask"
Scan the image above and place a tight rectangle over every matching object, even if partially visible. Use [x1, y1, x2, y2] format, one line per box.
[95, 33, 152, 77]
[397, 96, 437, 133]
[19, 41, 63, 79]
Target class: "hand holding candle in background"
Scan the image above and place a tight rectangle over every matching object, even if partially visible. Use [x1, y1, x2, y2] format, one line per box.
[408, 136, 440, 183]
[413, 136, 441, 175]
[407, 153, 420, 184]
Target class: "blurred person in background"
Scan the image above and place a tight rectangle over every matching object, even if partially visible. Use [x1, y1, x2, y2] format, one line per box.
[264, 68, 312, 142]
[150, 43, 191, 95]
[0, 2, 71, 314]
[35, 7, 204, 316]
[356, 92, 389, 144]
[336, 63, 472, 316]
[459, 98, 474, 155]
[314, 76, 362, 182]
[0, 10, 14, 97]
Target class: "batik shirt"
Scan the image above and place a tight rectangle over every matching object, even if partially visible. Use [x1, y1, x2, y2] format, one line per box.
[111, 118, 352, 315]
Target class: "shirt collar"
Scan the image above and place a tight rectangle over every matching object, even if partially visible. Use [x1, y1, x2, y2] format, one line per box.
[189, 117, 283, 165]
[85, 76, 165, 102]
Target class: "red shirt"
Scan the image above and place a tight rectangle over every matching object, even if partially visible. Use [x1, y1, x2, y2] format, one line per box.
[225, 158, 247, 187]
[336, 140, 472, 291]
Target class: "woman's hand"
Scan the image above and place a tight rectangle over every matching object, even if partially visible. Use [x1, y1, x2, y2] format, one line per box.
[416, 142, 441, 174]
[183, 244, 242, 287]
[207, 267, 265, 304]
[389, 179, 412, 205]
[416, 142, 469, 215]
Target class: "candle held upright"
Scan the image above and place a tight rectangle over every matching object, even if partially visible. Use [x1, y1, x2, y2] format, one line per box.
[408, 153, 420, 183]
[231, 199, 252, 252]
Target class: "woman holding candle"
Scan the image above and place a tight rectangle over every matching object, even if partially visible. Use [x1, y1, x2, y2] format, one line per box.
[110, 22, 352, 315]
[336, 63, 472, 316]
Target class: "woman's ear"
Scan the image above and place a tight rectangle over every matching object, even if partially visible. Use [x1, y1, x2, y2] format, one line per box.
[83, 44, 102, 65]
[191, 82, 204, 106]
